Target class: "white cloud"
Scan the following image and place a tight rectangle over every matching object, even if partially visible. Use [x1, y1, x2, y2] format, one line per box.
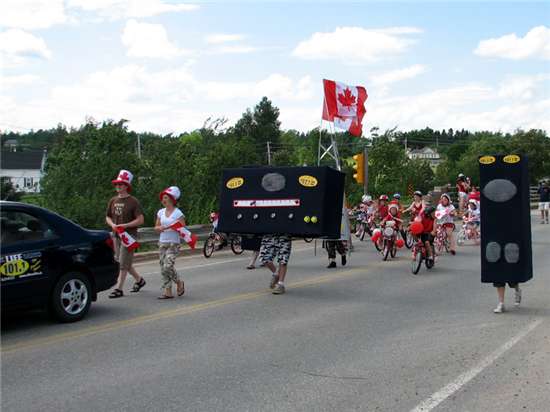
[0, 0, 68, 30]
[0, 65, 315, 134]
[121, 19, 188, 59]
[367, 83, 550, 132]
[474, 25, 550, 60]
[0, 74, 40, 89]
[292, 26, 421, 63]
[0, 29, 52, 68]
[205, 34, 245, 44]
[214, 45, 259, 54]
[371, 64, 427, 86]
[497, 73, 550, 101]
[68, 0, 198, 20]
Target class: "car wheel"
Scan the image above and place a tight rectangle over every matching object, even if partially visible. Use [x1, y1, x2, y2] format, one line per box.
[51, 272, 92, 323]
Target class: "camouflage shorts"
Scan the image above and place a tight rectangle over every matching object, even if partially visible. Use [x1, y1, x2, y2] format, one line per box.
[260, 235, 292, 265]
[159, 243, 180, 289]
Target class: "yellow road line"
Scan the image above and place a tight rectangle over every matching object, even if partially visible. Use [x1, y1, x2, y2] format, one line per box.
[1, 267, 366, 355]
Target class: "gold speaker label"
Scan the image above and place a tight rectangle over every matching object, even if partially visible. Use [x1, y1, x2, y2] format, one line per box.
[479, 155, 496, 164]
[298, 175, 318, 187]
[226, 177, 244, 189]
[503, 154, 520, 164]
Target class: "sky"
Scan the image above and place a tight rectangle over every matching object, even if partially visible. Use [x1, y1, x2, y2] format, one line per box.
[1, 1, 549, 136]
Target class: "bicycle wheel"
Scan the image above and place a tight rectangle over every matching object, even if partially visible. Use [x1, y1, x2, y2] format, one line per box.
[457, 230, 466, 246]
[390, 243, 397, 258]
[360, 224, 367, 241]
[425, 256, 434, 269]
[405, 231, 414, 249]
[383, 243, 391, 261]
[203, 235, 216, 258]
[411, 248, 422, 274]
[231, 236, 243, 254]
[444, 237, 450, 253]
[374, 237, 383, 252]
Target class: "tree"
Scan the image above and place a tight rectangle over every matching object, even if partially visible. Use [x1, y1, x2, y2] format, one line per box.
[0, 177, 22, 201]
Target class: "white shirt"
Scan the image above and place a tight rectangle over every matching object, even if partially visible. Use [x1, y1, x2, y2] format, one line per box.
[436, 204, 455, 224]
[157, 208, 185, 244]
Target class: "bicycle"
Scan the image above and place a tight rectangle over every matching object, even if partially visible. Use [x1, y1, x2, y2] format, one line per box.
[411, 236, 435, 274]
[381, 221, 398, 261]
[457, 217, 480, 246]
[203, 232, 243, 258]
[434, 224, 451, 255]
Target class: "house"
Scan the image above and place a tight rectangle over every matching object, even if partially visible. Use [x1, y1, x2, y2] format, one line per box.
[3, 139, 18, 149]
[407, 147, 441, 168]
[0, 149, 47, 193]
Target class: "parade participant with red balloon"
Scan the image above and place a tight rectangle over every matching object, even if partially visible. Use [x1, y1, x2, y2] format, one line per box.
[418, 206, 437, 264]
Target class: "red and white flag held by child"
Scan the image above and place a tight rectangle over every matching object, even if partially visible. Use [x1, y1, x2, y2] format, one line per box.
[322, 79, 368, 137]
[170, 221, 198, 249]
[115, 226, 140, 251]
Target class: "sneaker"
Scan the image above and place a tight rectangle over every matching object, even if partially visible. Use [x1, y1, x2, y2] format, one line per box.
[327, 261, 337, 268]
[514, 288, 522, 307]
[272, 283, 285, 295]
[493, 302, 505, 313]
[341, 255, 347, 266]
[269, 274, 279, 289]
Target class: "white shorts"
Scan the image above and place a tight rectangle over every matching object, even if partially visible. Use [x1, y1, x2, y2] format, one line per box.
[539, 202, 550, 210]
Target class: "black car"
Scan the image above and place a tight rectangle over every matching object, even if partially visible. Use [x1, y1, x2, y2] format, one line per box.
[1, 201, 118, 322]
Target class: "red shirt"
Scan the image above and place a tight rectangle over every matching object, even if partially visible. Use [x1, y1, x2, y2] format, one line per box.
[420, 213, 435, 234]
[378, 205, 388, 220]
[468, 191, 480, 202]
[457, 181, 467, 193]
[382, 213, 402, 229]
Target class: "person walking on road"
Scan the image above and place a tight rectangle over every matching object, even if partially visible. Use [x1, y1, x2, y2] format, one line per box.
[493, 282, 522, 313]
[325, 240, 347, 268]
[538, 180, 550, 224]
[154, 186, 186, 299]
[260, 234, 292, 295]
[106, 170, 146, 298]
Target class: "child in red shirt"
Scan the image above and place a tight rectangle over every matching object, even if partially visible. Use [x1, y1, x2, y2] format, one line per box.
[382, 203, 403, 230]
[378, 195, 389, 221]
[420, 206, 436, 261]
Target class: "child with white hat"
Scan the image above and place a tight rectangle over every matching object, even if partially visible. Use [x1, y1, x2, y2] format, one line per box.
[154, 186, 186, 299]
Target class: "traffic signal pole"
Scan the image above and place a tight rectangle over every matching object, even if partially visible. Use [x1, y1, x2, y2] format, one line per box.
[363, 146, 368, 196]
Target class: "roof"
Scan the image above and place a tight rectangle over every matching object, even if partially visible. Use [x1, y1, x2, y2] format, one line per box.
[1, 150, 45, 170]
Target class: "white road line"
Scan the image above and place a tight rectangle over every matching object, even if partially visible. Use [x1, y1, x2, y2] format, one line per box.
[410, 318, 543, 412]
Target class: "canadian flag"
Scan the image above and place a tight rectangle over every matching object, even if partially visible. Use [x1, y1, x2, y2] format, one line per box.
[170, 221, 198, 249]
[115, 226, 140, 251]
[322, 79, 368, 137]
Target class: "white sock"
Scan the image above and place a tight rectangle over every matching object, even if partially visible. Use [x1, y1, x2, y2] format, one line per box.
[278, 281, 284, 286]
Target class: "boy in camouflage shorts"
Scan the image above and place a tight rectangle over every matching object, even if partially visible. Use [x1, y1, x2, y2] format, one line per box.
[260, 234, 292, 295]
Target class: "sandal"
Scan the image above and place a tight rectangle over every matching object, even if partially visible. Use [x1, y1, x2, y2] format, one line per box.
[130, 277, 146, 293]
[109, 289, 124, 299]
[177, 280, 185, 297]
[157, 295, 173, 300]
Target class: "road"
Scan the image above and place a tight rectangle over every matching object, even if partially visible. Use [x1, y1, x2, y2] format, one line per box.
[2, 216, 549, 412]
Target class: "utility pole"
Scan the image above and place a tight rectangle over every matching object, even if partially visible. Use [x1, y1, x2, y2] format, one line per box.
[137, 134, 141, 159]
[404, 136, 408, 152]
[363, 146, 369, 195]
[266, 141, 271, 165]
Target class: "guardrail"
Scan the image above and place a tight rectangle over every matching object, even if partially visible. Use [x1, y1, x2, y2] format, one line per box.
[137, 224, 212, 244]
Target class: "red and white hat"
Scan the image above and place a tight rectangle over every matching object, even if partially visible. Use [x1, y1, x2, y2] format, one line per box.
[389, 203, 399, 212]
[112, 169, 133, 190]
[159, 186, 181, 203]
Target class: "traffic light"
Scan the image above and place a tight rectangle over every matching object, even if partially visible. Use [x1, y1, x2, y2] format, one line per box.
[353, 153, 364, 184]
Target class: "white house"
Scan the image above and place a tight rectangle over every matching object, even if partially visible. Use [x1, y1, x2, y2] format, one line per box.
[407, 147, 441, 168]
[0, 149, 47, 193]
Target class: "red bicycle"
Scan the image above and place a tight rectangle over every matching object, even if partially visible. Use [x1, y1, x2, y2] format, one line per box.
[411, 236, 435, 274]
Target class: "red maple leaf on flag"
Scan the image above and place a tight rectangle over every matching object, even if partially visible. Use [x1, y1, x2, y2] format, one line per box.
[337, 88, 356, 108]
[120, 171, 129, 180]
[120, 234, 129, 244]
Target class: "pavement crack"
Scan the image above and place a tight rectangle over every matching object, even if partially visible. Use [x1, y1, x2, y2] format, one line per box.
[269, 363, 371, 381]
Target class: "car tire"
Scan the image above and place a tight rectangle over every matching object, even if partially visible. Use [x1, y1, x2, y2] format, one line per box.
[50, 272, 92, 323]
